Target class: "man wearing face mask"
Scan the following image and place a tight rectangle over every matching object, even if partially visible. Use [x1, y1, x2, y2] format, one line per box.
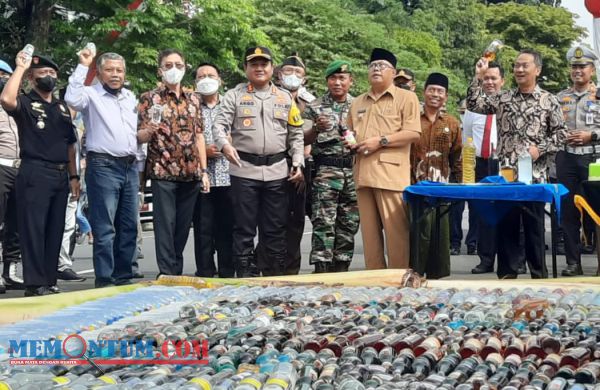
[255, 54, 314, 275]
[0, 60, 25, 294]
[1, 53, 80, 296]
[213, 47, 305, 277]
[137, 49, 209, 276]
[65, 49, 144, 288]
[192, 62, 234, 278]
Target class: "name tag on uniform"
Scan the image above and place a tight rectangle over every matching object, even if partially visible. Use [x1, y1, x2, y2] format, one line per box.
[587, 113, 594, 125]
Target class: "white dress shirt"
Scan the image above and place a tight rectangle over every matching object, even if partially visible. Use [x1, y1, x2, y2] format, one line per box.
[461, 109, 497, 158]
[65, 64, 144, 164]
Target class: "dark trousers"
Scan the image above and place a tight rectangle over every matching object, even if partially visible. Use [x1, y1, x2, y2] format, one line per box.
[16, 161, 69, 287]
[193, 186, 234, 278]
[450, 202, 477, 249]
[556, 151, 596, 266]
[231, 176, 287, 276]
[152, 180, 200, 276]
[0, 165, 21, 272]
[256, 181, 305, 276]
[86, 153, 138, 287]
[497, 202, 547, 278]
[475, 157, 498, 267]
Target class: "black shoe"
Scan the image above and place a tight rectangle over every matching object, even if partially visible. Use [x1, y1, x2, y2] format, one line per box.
[450, 247, 460, 256]
[314, 262, 330, 273]
[95, 282, 116, 288]
[331, 261, 350, 272]
[561, 264, 583, 277]
[24, 286, 53, 296]
[2, 275, 25, 290]
[49, 285, 60, 294]
[517, 265, 527, 275]
[115, 279, 133, 286]
[57, 268, 87, 282]
[471, 265, 494, 274]
[582, 244, 595, 255]
[467, 245, 477, 255]
[132, 272, 145, 279]
[0, 276, 5, 294]
[499, 274, 518, 279]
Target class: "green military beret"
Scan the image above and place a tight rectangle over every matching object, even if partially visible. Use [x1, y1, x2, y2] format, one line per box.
[324, 60, 352, 79]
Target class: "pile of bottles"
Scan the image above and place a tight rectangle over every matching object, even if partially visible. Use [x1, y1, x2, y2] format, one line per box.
[2, 285, 600, 389]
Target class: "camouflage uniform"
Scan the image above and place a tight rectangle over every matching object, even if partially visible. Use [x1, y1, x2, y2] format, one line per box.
[304, 92, 359, 266]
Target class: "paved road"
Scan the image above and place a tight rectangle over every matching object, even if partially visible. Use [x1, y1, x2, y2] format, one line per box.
[1, 216, 598, 298]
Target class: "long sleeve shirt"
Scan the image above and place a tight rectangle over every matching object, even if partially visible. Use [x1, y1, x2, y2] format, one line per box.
[466, 78, 567, 183]
[412, 112, 462, 184]
[65, 64, 145, 166]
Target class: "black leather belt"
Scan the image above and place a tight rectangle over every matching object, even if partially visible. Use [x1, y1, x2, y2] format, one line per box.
[315, 155, 353, 169]
[22, 159, 67, 171]
[88, 151, 136, 163]
[238, 151, 286, 166]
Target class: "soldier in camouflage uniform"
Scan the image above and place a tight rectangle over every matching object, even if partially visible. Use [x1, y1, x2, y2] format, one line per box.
[304, 60, 359, 273]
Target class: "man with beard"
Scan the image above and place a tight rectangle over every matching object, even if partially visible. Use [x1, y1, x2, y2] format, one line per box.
[1, 52, 80, 296]
[410, 72, 462, 279]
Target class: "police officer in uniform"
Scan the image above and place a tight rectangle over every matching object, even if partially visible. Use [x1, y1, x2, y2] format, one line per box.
[0, 51, 79, 296]
[0, 60, 24, 293]
[213, 46, 305, 277]
[556, 45, 600, 277]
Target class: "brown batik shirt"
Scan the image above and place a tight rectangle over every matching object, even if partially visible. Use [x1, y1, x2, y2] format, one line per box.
[138, 86, 204, 181]
[411, 112, 462, 184]
[467, 78, 567, 183]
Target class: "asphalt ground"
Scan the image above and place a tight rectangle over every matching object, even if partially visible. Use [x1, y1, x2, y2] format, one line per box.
[1, 213, 598, 298]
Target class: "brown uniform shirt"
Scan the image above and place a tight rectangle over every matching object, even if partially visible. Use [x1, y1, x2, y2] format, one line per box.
[347, 84, 421, 191]
[412, 112, 462, 184]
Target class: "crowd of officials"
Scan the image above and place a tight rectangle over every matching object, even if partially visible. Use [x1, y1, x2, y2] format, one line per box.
[0, 41, 598, 296]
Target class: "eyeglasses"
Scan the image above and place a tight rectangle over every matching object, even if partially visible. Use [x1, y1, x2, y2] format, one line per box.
[368, 62, 393, 71]
[162, 62, 185, 70]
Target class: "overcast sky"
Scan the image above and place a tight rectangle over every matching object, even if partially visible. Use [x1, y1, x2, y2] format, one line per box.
[563, 1, 593, 46]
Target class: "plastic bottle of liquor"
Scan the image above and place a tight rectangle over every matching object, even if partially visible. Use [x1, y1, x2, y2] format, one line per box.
[412, 348, 443, 380]
[262, 362, 296, 390]
[391, 348, 415, 377]
[559, 347, 591, 369]
[233, 373, 267, 390]
[462, 137, 476, 184]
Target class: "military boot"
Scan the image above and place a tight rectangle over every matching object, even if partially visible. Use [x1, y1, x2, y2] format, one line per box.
[235, 256, 254, 278]
[314, 262, 330, 273]
[331, 261, 350, 272]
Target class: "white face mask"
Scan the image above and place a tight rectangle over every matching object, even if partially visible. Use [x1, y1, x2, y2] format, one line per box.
[196, 78, 220, 96]
[281, 74, 303, 91]
[162, 67, 185, 85]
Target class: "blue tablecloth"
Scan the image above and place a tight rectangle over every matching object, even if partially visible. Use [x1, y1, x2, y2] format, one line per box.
[404, 176, 569, 225]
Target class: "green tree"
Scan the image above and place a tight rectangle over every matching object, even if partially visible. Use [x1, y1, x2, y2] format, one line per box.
[481, 2, 584, 91]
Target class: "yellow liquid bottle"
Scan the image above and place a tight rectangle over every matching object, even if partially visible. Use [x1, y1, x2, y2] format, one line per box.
[462, 137, 476, 184]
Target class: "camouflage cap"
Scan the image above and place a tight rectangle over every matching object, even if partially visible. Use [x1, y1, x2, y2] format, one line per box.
[324, 60, 352, 79]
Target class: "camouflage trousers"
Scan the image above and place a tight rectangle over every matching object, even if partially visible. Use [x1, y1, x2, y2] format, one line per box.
[309, 165, 359, 264]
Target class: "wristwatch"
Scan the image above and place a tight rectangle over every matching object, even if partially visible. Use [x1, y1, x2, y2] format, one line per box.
[69, 175, 80, 181]
[379, 136, 389, 147]
[592, 132, 599, 142]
